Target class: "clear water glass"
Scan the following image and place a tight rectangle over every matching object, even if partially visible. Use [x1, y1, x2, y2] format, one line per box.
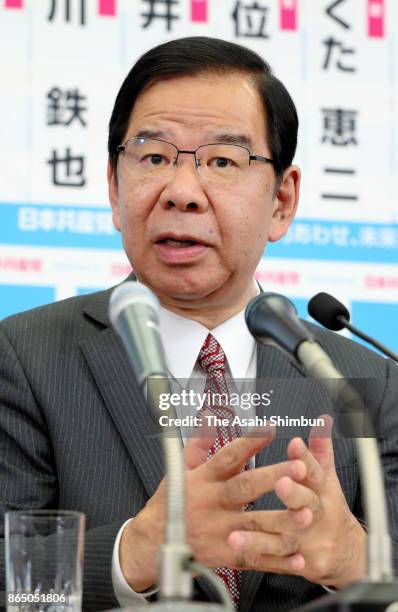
[5, 510, 85, 611]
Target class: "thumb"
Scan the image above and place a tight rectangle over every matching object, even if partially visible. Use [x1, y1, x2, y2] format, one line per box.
[308, 414, 335, 473]
[184, 410, 217, 470]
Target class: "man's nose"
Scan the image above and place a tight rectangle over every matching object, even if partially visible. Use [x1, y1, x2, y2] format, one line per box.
[158, 154, 209, 212]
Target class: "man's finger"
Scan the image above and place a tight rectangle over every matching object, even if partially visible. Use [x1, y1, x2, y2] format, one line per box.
[222, 460, 306, 507]
[231, 507, 313, 535]
[308, 414, 335, 473]
[275, 477, 320, 512]
[204, 426, 275, 481]
[229, 545, 306, 574]
[229, 529, 299, 557]
[287, 437, 325, 494]
[184, 414, 217, 469]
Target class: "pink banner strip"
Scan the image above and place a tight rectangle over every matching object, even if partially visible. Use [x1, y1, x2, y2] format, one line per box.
[367, 0, 384, 38]
[191, 0, 207, 23]
[98, 0, 116, 16]
[5, 0, 23, 8]
[280, 0, 297, 31]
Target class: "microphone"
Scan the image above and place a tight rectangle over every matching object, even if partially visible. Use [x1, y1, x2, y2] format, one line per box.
[245, 292, 313, 358]
[109, 282, 233, 611]
[308, 292, 398, 363]
[245, 293, 398, 610]
[109, 282, 175, 415]
[245, 294, 366, 430]
[109, 282, 168, 387]
[245, 292, 341, 381]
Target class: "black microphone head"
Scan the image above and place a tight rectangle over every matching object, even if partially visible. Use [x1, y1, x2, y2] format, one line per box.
[245, 293, 297, 339]
[245, 292, 310, 357]
[308, 292, 350, 331]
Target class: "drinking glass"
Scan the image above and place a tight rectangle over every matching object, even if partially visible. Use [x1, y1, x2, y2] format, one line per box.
[5, 510, 85, 611]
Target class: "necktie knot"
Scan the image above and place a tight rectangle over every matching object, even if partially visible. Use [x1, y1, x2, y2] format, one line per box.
[198, 333, 226, 375]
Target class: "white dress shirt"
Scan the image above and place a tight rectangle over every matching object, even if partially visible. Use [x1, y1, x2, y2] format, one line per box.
[111, 302, 257, 606]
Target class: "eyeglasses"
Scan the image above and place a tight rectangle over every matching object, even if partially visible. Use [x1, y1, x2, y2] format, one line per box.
[116, 137, 274, 183]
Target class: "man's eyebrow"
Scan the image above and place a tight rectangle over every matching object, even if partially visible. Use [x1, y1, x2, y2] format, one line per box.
[131, 130, 253, 149]
[134, 129, 167, 140]
[209, 133, 253, 148]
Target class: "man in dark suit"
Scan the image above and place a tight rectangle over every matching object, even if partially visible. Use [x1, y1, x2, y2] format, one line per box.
[1, 37, 398, 611]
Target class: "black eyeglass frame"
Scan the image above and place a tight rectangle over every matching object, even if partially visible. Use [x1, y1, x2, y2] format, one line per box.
[116, 137, 274, 168]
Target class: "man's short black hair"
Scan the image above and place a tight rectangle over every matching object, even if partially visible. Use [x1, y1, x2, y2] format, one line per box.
[108, 36, 298, 180]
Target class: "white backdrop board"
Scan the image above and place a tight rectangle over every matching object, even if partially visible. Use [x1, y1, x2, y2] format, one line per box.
[1, 0, 397, 350]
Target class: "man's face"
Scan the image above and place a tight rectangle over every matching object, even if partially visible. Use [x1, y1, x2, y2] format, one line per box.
[108, 72, 299, 313]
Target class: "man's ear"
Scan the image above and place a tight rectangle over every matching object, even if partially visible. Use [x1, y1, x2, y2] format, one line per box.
[107, 159, 121, 232]
[268, 165, 300, 243]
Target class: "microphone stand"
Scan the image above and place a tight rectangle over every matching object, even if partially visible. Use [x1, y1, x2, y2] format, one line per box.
[292, 341, 398, 611]
[109, 282, 234, 611]
[135, 376, 233, 611]
[337, 316, 398, 364]
[245, 292, 398, 611]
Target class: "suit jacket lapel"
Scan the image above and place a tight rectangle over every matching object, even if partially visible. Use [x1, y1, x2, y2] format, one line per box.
[79, 287, 164, 499]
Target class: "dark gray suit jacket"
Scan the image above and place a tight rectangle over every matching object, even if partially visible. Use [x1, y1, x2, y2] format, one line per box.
[1, 285, 398, 611]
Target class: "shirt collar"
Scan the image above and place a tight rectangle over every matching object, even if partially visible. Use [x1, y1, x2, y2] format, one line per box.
[158, 281, 259, 380]
[157, 308, 204, 380]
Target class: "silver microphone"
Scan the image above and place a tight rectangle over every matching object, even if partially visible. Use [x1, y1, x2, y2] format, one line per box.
[109, 282, 233, 611]
[109, 281, 168, 386]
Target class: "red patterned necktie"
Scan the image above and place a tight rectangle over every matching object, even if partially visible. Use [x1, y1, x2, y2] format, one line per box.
[198, 333, 243, 609]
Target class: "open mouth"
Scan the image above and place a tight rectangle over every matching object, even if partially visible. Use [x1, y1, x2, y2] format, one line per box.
[157, 238, 199, 248]
[153, 235, 208, 262]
